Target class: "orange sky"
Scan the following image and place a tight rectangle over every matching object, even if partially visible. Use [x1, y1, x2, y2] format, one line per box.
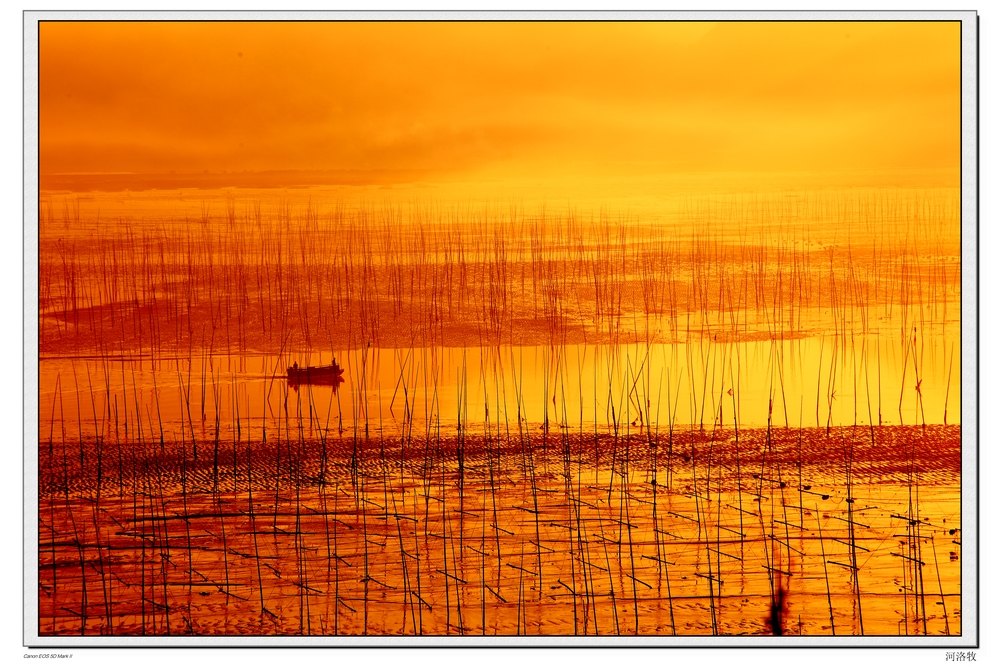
[39, 21, 960, 191]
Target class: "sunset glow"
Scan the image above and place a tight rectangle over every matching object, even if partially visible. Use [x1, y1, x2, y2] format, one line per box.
[41, 21, 959, 191]
[34, 19, 965, 641]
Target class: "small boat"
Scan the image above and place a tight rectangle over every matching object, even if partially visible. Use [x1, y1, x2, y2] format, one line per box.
[287, 360, 345, 386]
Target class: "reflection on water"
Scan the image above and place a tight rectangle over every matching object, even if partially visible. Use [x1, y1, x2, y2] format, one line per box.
[37, 422, 961, 636]
[35, 187, 963, 636]
[40, 327, 960, 443]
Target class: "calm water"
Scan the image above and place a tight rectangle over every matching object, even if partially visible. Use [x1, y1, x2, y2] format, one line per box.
[39, 327, 959, 444]
[34, 185, 963, 636]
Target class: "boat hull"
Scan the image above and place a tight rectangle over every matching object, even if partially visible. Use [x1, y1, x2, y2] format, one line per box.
[287, 363, 345, 386]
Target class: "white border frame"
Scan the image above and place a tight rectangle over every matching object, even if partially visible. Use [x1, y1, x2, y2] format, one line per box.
[22, 9, 979, 649]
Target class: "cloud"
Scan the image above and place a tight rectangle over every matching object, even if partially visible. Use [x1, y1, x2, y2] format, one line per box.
[39, 21, 960, 189]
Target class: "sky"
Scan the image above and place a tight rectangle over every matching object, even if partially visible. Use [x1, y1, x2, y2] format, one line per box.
[39, 21, 961, 191]
[7, 5, 990, 666]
